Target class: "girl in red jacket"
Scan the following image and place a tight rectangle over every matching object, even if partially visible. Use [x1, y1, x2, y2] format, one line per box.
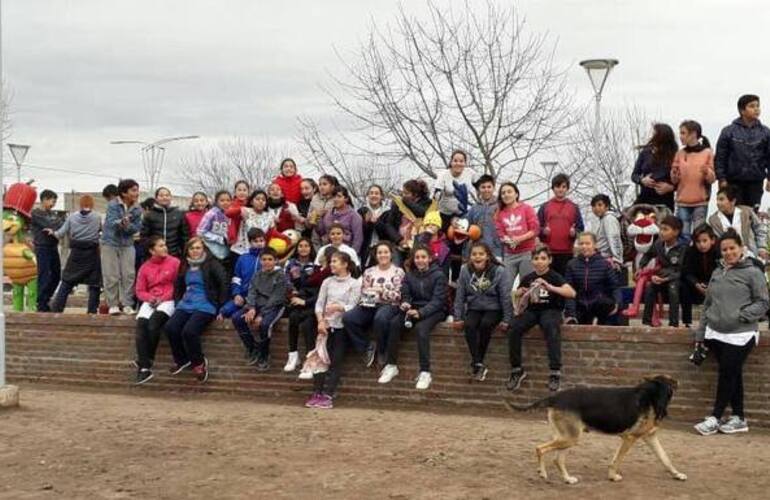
[184, 192, 210, 244]
[273, 158, 303, 205]
[494, 182, 540, 284]
[224, 180, 251, 245]
[134, 236, 181, 385]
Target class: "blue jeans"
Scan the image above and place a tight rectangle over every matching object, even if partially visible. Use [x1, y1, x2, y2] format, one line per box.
[675, 205, 707, 242]
[342, 305, 399, 353]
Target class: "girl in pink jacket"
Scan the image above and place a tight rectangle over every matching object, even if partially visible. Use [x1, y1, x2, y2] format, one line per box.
[671, 120, 715, 241]
[134, 236, 181, 385]
[494, 182, 540, 283]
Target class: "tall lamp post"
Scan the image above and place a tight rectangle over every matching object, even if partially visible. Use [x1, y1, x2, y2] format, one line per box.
[111, 135, 199, 193]
[579, 59, 619, 175]
[0, 0, 20, 407]
[7, 143, 29, 183]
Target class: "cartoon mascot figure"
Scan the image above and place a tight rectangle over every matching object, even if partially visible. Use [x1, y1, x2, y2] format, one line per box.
[3, 181, 39, 311]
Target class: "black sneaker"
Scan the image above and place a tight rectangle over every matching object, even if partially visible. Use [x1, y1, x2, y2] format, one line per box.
[506, 370, 527, 391]
[169, 361, 192, 375]
[255, 357, 270, 372]
[548, 372, 561, 392]
[363, 343, 376, 368]
[474, 364, 488, 382]
[135, 368, 153, 385]
[247, 350, 260, 366]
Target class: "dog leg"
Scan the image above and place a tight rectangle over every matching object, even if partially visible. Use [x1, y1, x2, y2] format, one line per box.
[643, 434, 687, 481]
[555, 450, 579, 484]
[608, 436, 636, 482]
[536, 445, 548, 480]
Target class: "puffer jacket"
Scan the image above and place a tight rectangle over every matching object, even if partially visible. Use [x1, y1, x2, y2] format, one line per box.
[141, 204, 186, 256]
[401, 262, 447, 318]
[564, 253, 621, 313]
[715, 118, 770, 182]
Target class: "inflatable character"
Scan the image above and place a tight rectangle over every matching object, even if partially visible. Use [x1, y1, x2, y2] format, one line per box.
[268, 229, 301, 264]
[3, 182, 38, 311]
[446, 217, 482, 245]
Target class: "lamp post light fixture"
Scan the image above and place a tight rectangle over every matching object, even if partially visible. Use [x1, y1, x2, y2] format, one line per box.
[579, 58, 619, 173]
[111, 135, 199, 193]
[7, 143, 30, 183]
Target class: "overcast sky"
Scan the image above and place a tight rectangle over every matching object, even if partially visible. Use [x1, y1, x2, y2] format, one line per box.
[3, 0, 770, 198]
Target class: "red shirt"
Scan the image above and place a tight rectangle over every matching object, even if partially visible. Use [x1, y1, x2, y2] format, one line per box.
[538, 198, 583, 254]
[273, 174, 303, 205]
[184, 209, 206, 239]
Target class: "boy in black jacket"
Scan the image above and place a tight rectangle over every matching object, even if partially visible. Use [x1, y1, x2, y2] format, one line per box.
[32, 189, 64, 311]
[640, 216, 686, 327]
[680, 224, 718, 328]
[242, 248, 288, 370]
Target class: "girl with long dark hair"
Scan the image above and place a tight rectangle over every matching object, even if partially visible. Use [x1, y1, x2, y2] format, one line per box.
[631, 123, 678, 210]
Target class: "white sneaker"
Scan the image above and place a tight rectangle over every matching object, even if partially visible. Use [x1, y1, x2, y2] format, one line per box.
[297, 369, 313, 380]
[108, 306, 121, 316]
[415, 371, 432, 390]
[284, 351, 300, 372]
[122, 306, 135, 315]
[444, 315, 454, 323]
[694, 416, 720, 436]
[378, 364, 399, 384]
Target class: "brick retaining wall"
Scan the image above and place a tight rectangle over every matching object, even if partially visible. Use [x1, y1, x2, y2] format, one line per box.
[5, 313, 769, 426]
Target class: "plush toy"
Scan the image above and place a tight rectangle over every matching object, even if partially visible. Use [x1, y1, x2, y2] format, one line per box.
[3, 181, 38, 312]
[268, 228, 301, 263]
[446, 217, 482, 245]
[621, 204, 667, 324]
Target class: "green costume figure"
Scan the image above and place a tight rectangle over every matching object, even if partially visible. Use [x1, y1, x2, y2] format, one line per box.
[3, 182, 39, 312]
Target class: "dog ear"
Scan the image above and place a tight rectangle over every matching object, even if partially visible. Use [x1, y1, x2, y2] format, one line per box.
[651, 381, 674, 420]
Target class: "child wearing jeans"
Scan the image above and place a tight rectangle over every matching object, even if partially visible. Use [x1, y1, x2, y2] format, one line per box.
[238, 248, 288, 371]
[305, 251, 362, 409]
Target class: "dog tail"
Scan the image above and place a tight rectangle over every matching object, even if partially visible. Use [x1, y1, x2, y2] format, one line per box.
[501, 396, 553, 413]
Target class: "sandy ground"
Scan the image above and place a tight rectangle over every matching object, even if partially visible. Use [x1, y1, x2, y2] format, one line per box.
[1, 388, 769, 500]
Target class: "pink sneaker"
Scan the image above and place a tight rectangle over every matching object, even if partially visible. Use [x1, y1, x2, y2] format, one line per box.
[314, 394, 333, 409]
[305, 393, 321, 408]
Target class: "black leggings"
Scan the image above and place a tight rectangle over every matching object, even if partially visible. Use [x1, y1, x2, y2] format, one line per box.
[135, 311, 171, 369]
[313, 328, 349, 396]
[288, 306, 317, 353]
[707, 338, 755, 419]
[463, 310, 502, 366]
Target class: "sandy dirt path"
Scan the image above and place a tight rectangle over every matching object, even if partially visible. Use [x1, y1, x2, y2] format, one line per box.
[1, 387, 769, 499]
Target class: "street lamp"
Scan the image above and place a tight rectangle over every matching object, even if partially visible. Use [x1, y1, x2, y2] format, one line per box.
[111, 135, 199, 193]
[579, 58, 619, 172]
[7, 143, 30, 183]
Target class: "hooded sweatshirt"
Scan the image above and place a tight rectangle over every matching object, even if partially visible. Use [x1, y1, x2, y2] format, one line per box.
[401, 262, 447, 318]
[245, 267, 287, 310]
[537, 197, 584, 254]
[453, 263, 513, 323]
[695, 258, 769, 341]
[55, 210, 101, 243]
[494, 202, 539, 255]
[135, 255, 181, 303]
[317, 205, 364, 253]
[466, 196, 502, 258]
[670, 147, 715, 206]
[315, 274, 362, 328]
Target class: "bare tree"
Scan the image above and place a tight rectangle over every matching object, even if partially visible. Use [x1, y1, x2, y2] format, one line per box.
[562, 107, 650, 211]
[176, 138, 288, 195]
[300, 0, 575, 183]
[298, 118, 412, 203]
[1, 81, 12, 142]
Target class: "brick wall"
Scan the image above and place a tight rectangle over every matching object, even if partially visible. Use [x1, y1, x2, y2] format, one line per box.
[5, 313, 769, 426]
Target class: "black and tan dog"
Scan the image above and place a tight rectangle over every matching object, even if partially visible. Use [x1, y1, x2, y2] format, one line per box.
[504, 375, 687, 484]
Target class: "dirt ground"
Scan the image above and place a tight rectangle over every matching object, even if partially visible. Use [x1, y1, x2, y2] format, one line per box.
[1, 388, 769, 500]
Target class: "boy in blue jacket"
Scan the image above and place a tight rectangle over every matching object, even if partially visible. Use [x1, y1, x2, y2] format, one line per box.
[221, 228, 266, 319]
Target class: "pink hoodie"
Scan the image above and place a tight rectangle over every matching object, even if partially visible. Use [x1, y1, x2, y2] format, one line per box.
[494, 202, 540, 255]
[136, 255, 181, 303]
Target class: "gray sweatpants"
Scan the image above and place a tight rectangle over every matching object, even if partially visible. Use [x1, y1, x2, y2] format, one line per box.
[101, 245, 136, 308]
[503, 251, 534, 288]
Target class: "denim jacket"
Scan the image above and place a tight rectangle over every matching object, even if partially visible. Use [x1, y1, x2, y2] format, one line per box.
[100, 199, 142, 247]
